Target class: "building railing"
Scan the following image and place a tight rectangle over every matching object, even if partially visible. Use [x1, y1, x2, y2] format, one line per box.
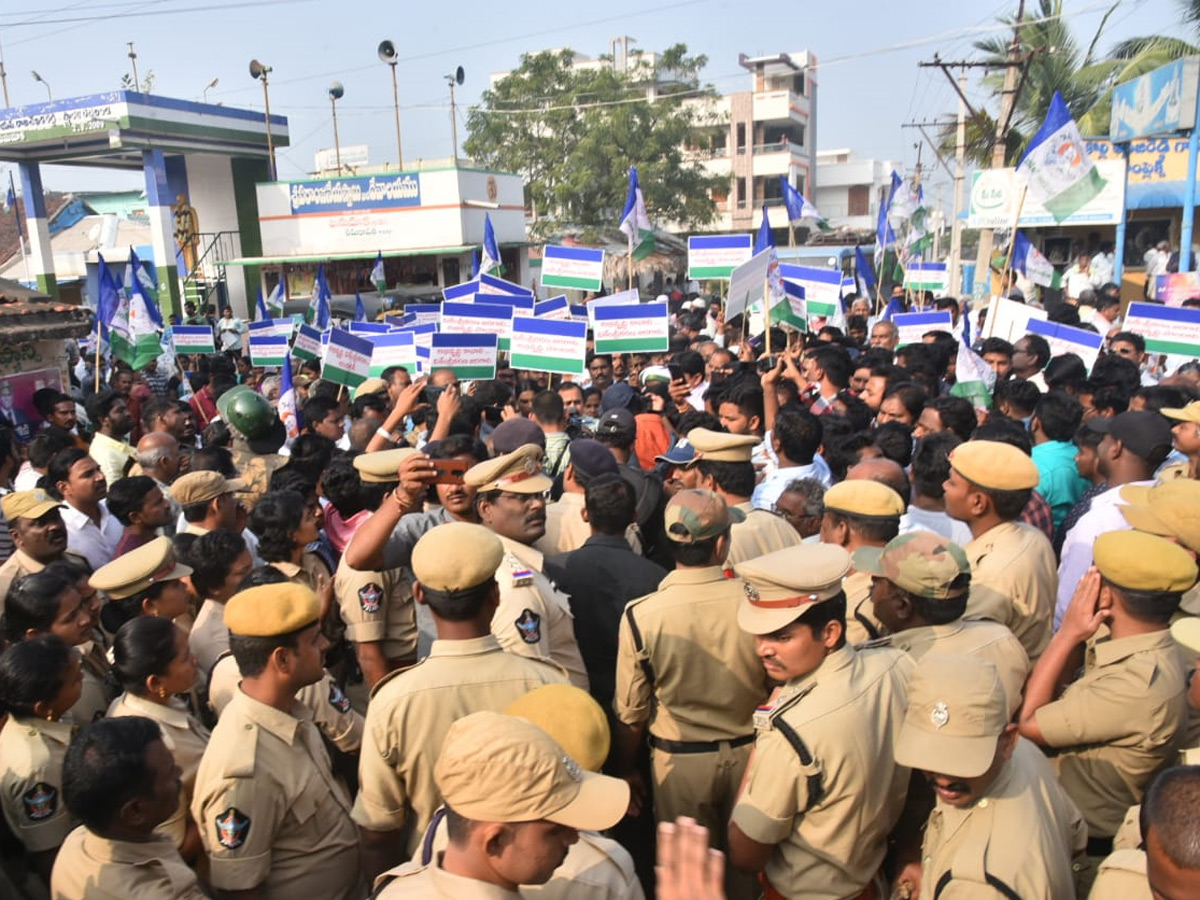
[753, 140, 804, 155]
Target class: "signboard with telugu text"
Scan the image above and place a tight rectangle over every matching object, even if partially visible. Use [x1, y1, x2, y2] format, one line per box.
[541, 245, 605, 292]
[509, 317, 587, 376]
[1123, 302, 1200, 356]
[688, 234, 753, 280]
[322, 329, 373, 388]
[591, 302, 670, 354]
[428, 333, 499, 380]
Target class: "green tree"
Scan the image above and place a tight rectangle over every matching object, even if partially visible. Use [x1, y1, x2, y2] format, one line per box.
[464, 45, 724, 237]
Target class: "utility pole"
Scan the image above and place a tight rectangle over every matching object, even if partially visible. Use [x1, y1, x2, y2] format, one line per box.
[949, 68, 968, 296]
[975, 0, 1025, 298]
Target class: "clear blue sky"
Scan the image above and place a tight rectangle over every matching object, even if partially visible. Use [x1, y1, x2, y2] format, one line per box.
[0, 0, 1182, 199]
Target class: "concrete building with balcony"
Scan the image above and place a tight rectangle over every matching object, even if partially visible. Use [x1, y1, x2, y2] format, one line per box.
[814, 149, 900, 232]
[682, 51, 817, 240]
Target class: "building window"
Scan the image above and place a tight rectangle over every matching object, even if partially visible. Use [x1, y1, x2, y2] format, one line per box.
[736, 177, 746, 209]
[736, 122, 746, 155]
[793, 73, 805, 95]
[796, 173, 806, 197]
[795, 124, 805, 149]
[848, 185, 870, 217]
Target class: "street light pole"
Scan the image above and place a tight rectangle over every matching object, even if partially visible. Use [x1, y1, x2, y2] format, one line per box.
[389, 62, 403, 169]
[30, 70, 51, 102]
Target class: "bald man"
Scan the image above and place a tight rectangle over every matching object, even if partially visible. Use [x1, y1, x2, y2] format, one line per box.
[847, 456, 972, 546]
[136, 432, 183, 533]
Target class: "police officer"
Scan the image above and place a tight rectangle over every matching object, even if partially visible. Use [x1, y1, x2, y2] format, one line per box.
[1019, 530, 1196, 886]
[169, 470, 245, 536]
[853, 531, 1030, 715]
[728, 543, 913, 900]
[215, 386, 287, 511]
[333, 448, 419, 690]
[373, 710, 630, 899]
[0, 489, 90, 605]
[942, 440, 1059, 660]
[464, 443, 588, 687]
[613, 489, 766, 899]
[685, 428, 800, 567]
[819, 480, 905, 645]
[355, 522, 568, 878]
[52, 717, 208, 900]
[190, 582, 364, 899]
[892, 654, 1085, 899]
[408, 684, 645, 900]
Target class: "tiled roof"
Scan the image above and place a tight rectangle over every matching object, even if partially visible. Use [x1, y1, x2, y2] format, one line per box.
[0, 279, 93, 344]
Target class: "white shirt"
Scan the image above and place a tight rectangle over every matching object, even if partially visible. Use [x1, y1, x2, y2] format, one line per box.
[217, 317, 246, 351]
[686, 379, 710, 412]
[60, 499, 123, 571]
[1054, 480, 1153, 629]
[1090, 252, 1114, 286]
[751, 461, 832, 511]
[901, 506, 974, 547]
[13, 463, 40, 492]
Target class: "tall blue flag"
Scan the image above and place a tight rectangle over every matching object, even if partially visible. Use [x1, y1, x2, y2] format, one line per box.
[470, 248, 480, 278]
[753, 205, 774, 254]
[875, 172, 900, 258]
[310, 264, 331, 330]
[256, 289, 271, 321]
[854, 245, 877, 296]
[354, 291, 366, 323]
[480, 213, 502, 274]
[127, 248, 164, 328]
[96, 252, 121, 328]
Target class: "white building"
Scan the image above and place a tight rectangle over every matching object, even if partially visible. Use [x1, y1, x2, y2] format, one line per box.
[814, 149, 900, 232]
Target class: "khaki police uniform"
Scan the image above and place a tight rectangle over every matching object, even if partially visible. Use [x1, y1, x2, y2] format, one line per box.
[0, 548, 92, 609]
[334, 559, 417, 665]
[614, 565, 765, 825]
[842, 569, 883, 645]
[208, 652, 362, 753]
[1087, 850, 1152, 900]
[354, 634, 567, 857]
[852, 530, 1032, 716]
[270, 551, 331, 591]
[895, 655, 1085, 899]
[50, 826, 208, 900]
[0, 715, 75, 854]
[374, 710, 629, 900]
[949, 442, 1058, 661]
[465, 444, 589, 688]
[353, 522, 569, 857]
[189, 599, 230, 677]
[72, 641, 117, 726]
[1036, 628, 1187, 840]
[107, 692, 211, 850]
[731, 543, 914, 900]
[191, 581, 363, 898]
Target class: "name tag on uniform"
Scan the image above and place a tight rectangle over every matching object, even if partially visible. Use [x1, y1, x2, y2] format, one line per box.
[511, 567, 534, 587]
[753, 704, 775, 732]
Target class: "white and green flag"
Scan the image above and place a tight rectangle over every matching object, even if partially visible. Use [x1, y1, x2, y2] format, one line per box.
[109, 288, 161, 369]
[1016, 91, 1106, 223]
[1012, 232, 1062, 289]
[618, 167, 655, 261]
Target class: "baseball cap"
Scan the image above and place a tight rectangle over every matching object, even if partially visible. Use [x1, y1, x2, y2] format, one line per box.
[1085, 411, 1173, 467]
[490, 418, 546, 455]
[655, 436, 696, 466]
[595, 408, 636, 442]
[0, 489, 61, 522]
[663, 489, 743, 544]
[568, 439, 619, 481]
[600, 382, 638, 413]
[434, 711, 629, 831]
[895, 654, 1008, 779]
[736, 543, 851, 635]
[852, 532, 971, 601]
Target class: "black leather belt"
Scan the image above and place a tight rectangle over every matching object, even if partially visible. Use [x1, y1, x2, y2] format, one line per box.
[1086, 836, 1114, 857]
[649, 734, 755, 754]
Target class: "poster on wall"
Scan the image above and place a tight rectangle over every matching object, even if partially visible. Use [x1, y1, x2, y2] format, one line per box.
[0, 367, 65, 443]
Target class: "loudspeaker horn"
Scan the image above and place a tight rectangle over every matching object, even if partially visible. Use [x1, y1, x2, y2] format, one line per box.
[378, 40, 397, 64]
[249, 59, 271, 80]
[454, 65, 465, 86]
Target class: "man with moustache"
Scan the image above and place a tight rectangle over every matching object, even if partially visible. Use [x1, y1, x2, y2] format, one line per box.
[0, 490, 90, 604]
[464, 444, 588, 689]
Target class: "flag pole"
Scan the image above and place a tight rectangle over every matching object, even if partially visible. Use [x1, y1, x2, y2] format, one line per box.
[93, 320, 102, 393]
[1000, 185, 1028, 297]
[763, 275, 772, 358]
[627, 244, 633, 293]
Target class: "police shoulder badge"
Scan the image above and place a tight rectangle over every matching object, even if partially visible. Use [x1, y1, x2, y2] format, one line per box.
[358, 583, 384, 614]
[328, 681, 352, 713]
[515, 608, 542, 644]
[216, 807, 251, 850]
[22, 782, 57, 820]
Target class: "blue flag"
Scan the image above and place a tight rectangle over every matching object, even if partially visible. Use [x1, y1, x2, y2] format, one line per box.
[881, 296, 906, 322]
[480, 213, 502, 274]
[875, 172, 900, 258]
[256, 289, 271, 322]
[127, 248, 164, 328]
[279, 350, 301, 439]
[370, 252, 386, 291]
[470, 247, 480, 278]
[854, 245, 877, 296]
[753, 205, 774, 254]
[96, 252, 121, 329]
[4, 184, 13, 214]
[354, 291, 366, 323]
[310, 264, 331, 330]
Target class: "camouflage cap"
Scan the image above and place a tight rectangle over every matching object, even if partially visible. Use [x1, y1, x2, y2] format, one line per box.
[663, 489, 744, 543]
[852, 532, 970, 601]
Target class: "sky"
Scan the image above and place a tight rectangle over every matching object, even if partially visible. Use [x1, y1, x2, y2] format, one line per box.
[0, 0, 1183, 209]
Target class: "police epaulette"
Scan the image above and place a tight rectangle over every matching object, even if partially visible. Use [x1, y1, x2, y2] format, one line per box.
[753, 683, 815, 731]
[856, 636, 894, 650]
[369, 661, 422, 700]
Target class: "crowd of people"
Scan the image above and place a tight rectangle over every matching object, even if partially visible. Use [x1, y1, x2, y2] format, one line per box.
[0, 283, 1198, 900]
